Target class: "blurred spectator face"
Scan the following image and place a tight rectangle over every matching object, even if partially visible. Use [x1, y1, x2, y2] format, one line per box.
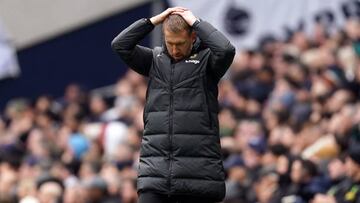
[235, 120, 263, 151]
[249, 52, 265, 70]
[16, 179, 37, 201]
[228, 166, 247, 183]
[219, 108, 237, 137]
[37, 182, 63, 203]
[120, 179, 137, 203]
[27, 129, 50, 159]
[263, 109, 280, 132]
[287, 63, 306, 85]
[291, 160, 304, 184]
[63, 185, 85, 203]
[0, 160, 18, 200]
[291, 159, 317, 184]
[276, 155, 290, 175]
[62, 103, 82, 126]
[345, 19, 360, 40]
[64, 84, 83, 104]
[326, 90, 353, 114]
[57, 126, 71, 151]
[35, 96, 52, 113]
[311, 76, 332, 99]
[255, 172, 278, 203]
[246, 99, 262, 117]
[313, 23, 328, 45]
[82, 141, 102, 162]
[100, 163, 120, 196]
[5, 99, 30, 120]
[328, 158, 346, 180]
[345, 157, 360, 180]
[328, 105, 354, 135]
[82, 176, 108, 203]
[89, 94, 107, 116]
[269, 125, 295, 148]
[243, 147, 262, 169]
[262, 151, 277, 166]
[63, 116, 80, 133]
[113, 144, 134, 171]
[35, 113, 53, 129]
[292, 32, 308, 52]
[78, 162, 97, 181]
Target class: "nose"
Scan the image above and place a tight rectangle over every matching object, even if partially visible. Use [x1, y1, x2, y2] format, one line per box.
[171, 45, 179, 55]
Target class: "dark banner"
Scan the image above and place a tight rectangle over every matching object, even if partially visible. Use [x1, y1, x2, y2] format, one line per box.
[0, 2, 151, 110]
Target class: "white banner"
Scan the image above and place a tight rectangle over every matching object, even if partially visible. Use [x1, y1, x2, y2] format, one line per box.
[0, 21, 20, 80]
[169, 0, 360, 50]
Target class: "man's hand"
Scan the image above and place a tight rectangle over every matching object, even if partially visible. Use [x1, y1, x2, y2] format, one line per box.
[172, 10, 198, 26]
[150, 7, 188, 25]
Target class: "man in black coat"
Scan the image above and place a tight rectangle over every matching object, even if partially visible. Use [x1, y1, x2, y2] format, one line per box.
[111, 7, 235, 203]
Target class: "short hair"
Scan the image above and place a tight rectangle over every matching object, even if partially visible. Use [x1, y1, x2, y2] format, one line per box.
[163, 14, 192, 34]
[298, 158, 318, 178]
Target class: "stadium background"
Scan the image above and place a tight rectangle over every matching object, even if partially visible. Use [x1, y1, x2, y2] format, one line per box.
[0, 0, 360, 202]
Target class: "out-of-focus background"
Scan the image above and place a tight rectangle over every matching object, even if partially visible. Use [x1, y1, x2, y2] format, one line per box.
[0, 0, 360, 202]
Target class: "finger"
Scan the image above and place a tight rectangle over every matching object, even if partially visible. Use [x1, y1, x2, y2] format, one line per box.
[165, 7, 179, 14]
[167, 7, 185, 12]
[171, 11, 185, 15]
[171, 8, 187, 14]
[171, 12, 185, 17]
[172, 6, 188, 10]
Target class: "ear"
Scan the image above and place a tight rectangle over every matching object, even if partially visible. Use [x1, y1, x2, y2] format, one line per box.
[191, 32, 196, 43]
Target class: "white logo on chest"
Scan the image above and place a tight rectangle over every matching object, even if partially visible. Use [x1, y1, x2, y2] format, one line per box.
[185, 59, 200, 64]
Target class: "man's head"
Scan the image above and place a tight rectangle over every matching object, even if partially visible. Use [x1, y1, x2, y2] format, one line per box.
[163, 14, 196, 61]
[290, 158, 318, 184]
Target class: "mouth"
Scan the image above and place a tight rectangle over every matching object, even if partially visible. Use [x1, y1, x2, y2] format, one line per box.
[173, 55, 183, 59]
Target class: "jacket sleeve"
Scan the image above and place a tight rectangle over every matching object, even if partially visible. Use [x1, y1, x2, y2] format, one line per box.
[192, 20, 236, 80]
[111, 18, 155, 76]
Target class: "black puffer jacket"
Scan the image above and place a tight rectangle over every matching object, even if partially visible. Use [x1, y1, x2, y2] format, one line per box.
[111, 18, 235, 201]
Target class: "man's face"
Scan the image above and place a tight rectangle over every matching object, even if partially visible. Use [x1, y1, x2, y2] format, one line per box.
[164, 28, 196, 62]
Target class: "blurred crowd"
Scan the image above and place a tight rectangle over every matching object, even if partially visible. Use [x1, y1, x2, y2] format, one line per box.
[0, 17, 360, 203]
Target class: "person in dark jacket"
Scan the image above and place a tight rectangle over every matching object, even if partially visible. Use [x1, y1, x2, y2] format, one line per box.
[312, 146, 360, 203]
[111, 7, 235, 203]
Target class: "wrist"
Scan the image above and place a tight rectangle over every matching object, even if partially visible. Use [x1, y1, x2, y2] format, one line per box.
[189, 17, 199, 26]
[191, 18, 200, 27]
[149, 16, 160, 26]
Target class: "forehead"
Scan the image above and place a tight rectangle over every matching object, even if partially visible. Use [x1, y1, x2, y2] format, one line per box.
[164, 29, 191, 43]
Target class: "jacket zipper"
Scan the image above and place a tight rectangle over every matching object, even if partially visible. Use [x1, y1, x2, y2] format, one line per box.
[202, 75, 213, 128]
[168, 63, 174, 196]
[143, 78, 152, 124]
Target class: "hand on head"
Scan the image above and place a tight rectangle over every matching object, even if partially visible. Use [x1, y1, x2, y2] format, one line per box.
[171, 9, 198, 26]
[150, 7, 197, 26]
